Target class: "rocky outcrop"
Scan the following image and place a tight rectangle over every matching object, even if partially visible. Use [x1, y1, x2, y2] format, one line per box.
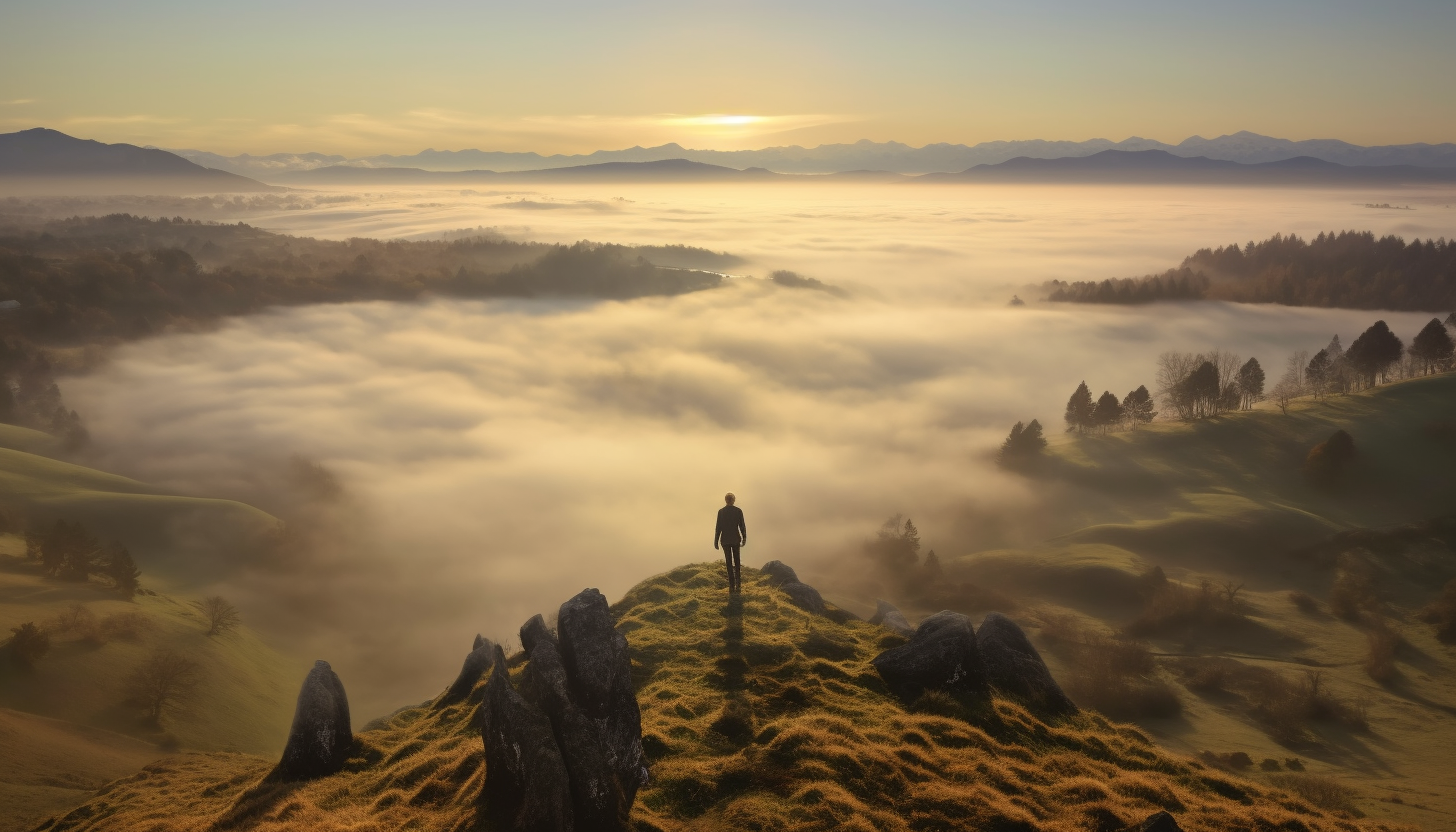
[868, 599, 915, 639]
[521, 615, 628, 831]
[976, 613, 1076, 716]
[557, 589, 648, 802]
[760, 560, 798, 585]
[1139, 811, 1183, 832]
[481, 644, 574, 832]
[276, 660, 352, 780]
[438, 634, 497, 706]
[780, 580, 827, 615]
[871, 611, 988, 703]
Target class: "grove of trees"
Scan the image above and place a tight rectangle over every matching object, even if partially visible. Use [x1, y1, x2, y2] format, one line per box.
[26, 519, 141, 597]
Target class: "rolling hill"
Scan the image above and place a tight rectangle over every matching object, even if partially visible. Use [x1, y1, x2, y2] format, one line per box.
[273, 158, 783, 185]
[0, 129, 276, 195]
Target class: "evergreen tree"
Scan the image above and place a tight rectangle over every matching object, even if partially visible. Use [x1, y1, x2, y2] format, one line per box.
[1092, 391, 1122, 433]
[1178, 361, 1221, 418]
[1021, 418, 1047, 450]
[102, 542, 141, 599]
[1306, 350, 1331, 399]
[39, 520, 101, 582]
[1121, 385, 1156, 428]
[998, 419, 1047, 465]
[922, 549, 943, 580]
[1064, 382, 1094, 433]
[6, 622, 49, 668]
[1410, 318, 1455, 374]
[1346, 320, 1404, 386]
[1237, 357, 1265, 409]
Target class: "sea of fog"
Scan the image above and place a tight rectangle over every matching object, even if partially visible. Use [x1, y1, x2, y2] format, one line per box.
[63, 183, 1456, 715]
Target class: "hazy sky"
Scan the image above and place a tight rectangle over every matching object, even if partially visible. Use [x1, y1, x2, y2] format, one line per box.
[2, 0, 1454, 155]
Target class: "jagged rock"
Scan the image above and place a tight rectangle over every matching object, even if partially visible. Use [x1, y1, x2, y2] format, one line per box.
[276, 660, 352, 780]
[976, 613, 1077, 716]
[869, 600, 915, 639]
[1139, 811, 1183, 832]
[557, 589, 648, 801]
[871, 612, 988, 703]
[780, 580, 826, 615]
[438, 634, 497, 706]
[521, 615, 629, 831]
[481, 644, 574, 832]
[760, 560, 798, 585]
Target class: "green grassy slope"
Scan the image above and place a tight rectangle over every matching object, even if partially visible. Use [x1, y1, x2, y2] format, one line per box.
[935, 374, 1456, 829]
[33, 563, 1419, 832]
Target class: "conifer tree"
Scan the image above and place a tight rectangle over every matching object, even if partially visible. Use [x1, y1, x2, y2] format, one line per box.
[1411, 318, 1455, 374]
[1237, 357, 1265, 409]
[1092, 391, 1122, 433]
[102, 542, 141, 599]
[1347, 320, 1404, 386]
[1121, 386, 1156, 428]
[1064, 382, 1094, 433]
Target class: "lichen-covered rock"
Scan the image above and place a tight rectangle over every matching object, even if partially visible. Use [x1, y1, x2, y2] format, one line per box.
[871, 613, 988, 703]
[759, 560, 798, 585]
[438, 634, 496, 706]
[276, 660, 352, 780]
[521, 615, 628, 832]
[481, 644, 574, 832]
[1139, 810, 1183, 832]
[557, 588, 648, 801]
[869, 599, 915, 638]
[976, 613, 1077, 716]
[780, 580, 826, 615]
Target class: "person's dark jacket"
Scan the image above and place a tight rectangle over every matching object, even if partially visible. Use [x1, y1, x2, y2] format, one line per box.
[715, 505, 746, 548]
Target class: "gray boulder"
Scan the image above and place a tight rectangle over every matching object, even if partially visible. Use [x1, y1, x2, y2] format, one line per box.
[780, 581, 826, 615]
[760, 560, 799, 585]
[869, 600, 915, 639]
[521, 616, 629, 832]
[481, 644, 574, 832]
[557, 589, 648, 801]
[438, 634, 497, 706]
[1139, 811, 1183, 832]
[871, 613, 988, 703]
[276, 660, 352, 780]
[976, 613, 1076, 716]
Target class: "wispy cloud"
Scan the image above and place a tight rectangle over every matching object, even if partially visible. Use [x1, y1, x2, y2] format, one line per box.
[3, 98, 36, 106]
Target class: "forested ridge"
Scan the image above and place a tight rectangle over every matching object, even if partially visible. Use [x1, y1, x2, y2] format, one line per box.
[0, 214, 735, 345]
[1044, 231, 1456, 311]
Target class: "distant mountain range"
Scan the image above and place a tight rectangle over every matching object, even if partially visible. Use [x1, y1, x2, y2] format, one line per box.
[170, 131, 1456, 178]
[272, 150, 1456, 187]
[0, 128, 275, 194]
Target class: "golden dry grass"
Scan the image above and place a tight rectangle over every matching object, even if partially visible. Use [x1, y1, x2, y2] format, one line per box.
[35, 563, 1421, 832]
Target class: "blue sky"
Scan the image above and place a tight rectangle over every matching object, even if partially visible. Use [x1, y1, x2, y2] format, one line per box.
[1, 0, 1453, 154]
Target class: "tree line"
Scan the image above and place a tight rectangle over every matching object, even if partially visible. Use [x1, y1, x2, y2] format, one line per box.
[1043, 231, 1456, 312]
[998, 315, 1454, 463]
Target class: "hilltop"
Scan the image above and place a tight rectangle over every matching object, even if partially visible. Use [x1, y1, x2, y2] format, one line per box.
[0, 130, 275, 196]
[32, 561, 1420, 832]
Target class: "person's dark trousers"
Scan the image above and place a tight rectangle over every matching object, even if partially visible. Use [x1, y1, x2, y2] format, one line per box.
[723, 545, 742, 591]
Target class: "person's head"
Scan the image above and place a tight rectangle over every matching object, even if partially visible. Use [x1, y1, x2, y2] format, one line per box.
[724, 492, 735, 506]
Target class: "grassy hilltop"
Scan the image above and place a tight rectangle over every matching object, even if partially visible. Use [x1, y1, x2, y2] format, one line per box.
[34, 562, 1420, 832]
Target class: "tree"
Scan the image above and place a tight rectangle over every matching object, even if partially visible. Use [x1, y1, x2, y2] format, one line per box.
[1305, 429, 1356, 487]
[1284, 350, 1309, 393]
[6, 622, 49, 668]
[1156, 352, 1201, 420]
[39, 520, 100, 582]
[101, 542, 141, 599]
[1237, 357, 1265, 409]
[1346, 320, 1404, 386]
[1177, 361, 1222, 419]
[125, 649, 200, 725]
[1410, 318, 1455, 374]
[1121, 385, 1156, 428]
[1092, 391, 1122, 433]
[1270, 378, 1299, 414]
[1446, 312, 1456, 329]
[196, 596, 241, 636]
[1306, 350, 1331, 400]
[998, 419, 1046, 465]
[1064, 382, 1094, 433]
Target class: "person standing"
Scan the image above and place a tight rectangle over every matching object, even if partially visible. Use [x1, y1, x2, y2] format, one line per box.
[714, 492, 746, 592]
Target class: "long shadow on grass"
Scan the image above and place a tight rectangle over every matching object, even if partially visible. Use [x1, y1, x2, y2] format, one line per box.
[709, 594, 754, 744]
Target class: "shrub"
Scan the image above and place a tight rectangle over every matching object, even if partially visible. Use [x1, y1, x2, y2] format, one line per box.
[1416, 577, 1456, 642]
[6, 622, 50, 668]
[1260, 758, 1282, 771]
[1124, 578, 1246, 636]
[1247, 669, 1366, 743]
[1329, 557, 1379, 621]
[1200, 750, 1253, 770]
[101, 611, 152, 641]
[1052, 626, 1181, 719]
[1304, 429, 1356, 487]
[1287, 591, 1320, 614]
[1268, 773, 1362, 816]
[196, 596, 241, 636]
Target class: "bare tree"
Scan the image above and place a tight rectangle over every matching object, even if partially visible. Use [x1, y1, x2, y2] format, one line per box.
[1156, 351, 1200, 420]
[196, 596, 241, 636]
[1270, 378, 1298, 415]
[125, 649, 200, 725]
[1285, 350, 1309, 393]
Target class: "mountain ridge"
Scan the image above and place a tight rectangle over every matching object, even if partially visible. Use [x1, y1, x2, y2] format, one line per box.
[0, 129, 276, 195]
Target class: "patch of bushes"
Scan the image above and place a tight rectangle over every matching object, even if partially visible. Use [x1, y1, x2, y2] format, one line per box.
[1304, 429, 1356, 487]
[1248, 670, 1368, 744]
[1329, 556, 1380, 621]
[1287, 591, 1321, 614]
[6, 622, 50, 667]
[1268, 773, 1363, 816]
[1043, 615, 1181, 719]
[1200, 750, 1253, 770]
[1124, 578, 1248, 636]
[1416, 577, 1456, 642]
[1362, 617, 1402, 684]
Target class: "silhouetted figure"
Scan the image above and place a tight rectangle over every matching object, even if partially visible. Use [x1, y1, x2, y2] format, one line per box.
[714, 493, 746, 592]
